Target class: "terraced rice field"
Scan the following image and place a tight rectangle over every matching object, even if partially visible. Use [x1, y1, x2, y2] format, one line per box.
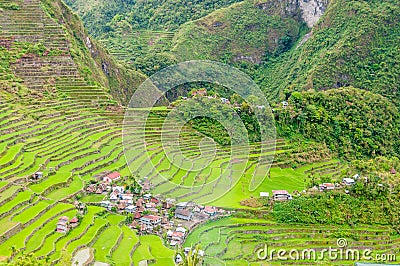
[185, 217, 399, 265]
[99, 30, 175, 63]
[0, 92, 349, 263]
[1, 0, 392, 265]
[0, 97, 177, 264]
[0, 0, 112, 103]
[0, 3, 354, 262]
[122, 108, 346, 207]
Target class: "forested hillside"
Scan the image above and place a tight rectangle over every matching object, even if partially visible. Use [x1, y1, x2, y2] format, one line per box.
[64, 0, 243, 74]
[66, 0, 400, 107]
[64, 0, 400, 158]
[64, 0, 242, 34]
[275, 87, 400, 159]
[259, 0, 400, 103]
[171, 1, 303, 64]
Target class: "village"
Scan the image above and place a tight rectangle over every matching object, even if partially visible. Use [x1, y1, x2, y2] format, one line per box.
[49, 166, 397, 265]
[50, 170, 382, 238]
[59, 171, 229, 248]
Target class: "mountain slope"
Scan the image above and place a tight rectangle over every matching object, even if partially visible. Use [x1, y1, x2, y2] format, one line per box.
[0, 0, 145, 105]
[65, 0, 242, 34]
[276, 87, 400, 159]
[259, 0, 400, 103]
[171, 1, 303, 64]
[168, 0, 400, 107]
[64, 0, 243, 75]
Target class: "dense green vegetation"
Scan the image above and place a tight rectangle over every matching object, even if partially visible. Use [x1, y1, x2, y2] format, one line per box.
[63, 0, 135, 37]
[66, 0, 400, 106]
[273, 181, 400, 232]
[275, 87, 400, 159]
[171, 1, 303, 63]
[65, 0, 241, 35]
[258, 0, 400, 103]
[175, 97, 263, 145]
[173, 87, 400, 161]
[65, 0, 242, 75]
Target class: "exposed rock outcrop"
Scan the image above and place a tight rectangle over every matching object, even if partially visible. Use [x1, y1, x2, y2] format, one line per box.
[256, 0, 329, 27]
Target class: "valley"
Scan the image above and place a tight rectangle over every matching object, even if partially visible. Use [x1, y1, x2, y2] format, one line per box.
[0, 0, 399, 265]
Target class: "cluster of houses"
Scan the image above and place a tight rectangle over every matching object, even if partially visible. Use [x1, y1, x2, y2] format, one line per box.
[86, 172, 150, 196]
[100, 192, 165, 216]
[175, 202, 220, 220]
[265, 175, 363, 202]
[56, 216, 79, 233]
[318, 176, 357, 192]
[84, 171, 226, 246]
[123, 199, 225, 245]
[181, 89, 231, 105]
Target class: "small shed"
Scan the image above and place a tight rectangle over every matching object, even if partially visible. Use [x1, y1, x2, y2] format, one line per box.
[32, 172, 43, 180]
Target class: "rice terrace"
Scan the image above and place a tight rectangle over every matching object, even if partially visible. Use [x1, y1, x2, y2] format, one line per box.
[0, 0, 400, 265]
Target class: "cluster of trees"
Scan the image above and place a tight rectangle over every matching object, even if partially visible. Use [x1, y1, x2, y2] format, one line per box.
[173, 94, 272, 146]
[7, 247, 71, 265]
[0, 2, 20, 10]
[63, 0, 135, 37]
[349, 156, 400, 177]
[275, 87, 400, 159]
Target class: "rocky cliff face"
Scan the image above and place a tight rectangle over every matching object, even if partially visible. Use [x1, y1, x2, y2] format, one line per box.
[256, 0, 329, 27]
[298, 0, 329, 27]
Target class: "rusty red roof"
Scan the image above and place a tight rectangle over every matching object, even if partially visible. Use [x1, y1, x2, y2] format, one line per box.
[141, 215, 161, 221]
[107, 172, 120, 180]
[272, 190, 290, 195]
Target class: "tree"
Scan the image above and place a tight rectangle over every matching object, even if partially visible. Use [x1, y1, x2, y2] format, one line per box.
[8, 249, 50, 266]
[59, 248, 72, 266]
[230, 93, 242, 105]
[177, 245, 203, 266]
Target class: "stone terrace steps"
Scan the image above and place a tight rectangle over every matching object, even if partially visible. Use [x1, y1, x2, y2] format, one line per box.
[0, 0, 113, 104]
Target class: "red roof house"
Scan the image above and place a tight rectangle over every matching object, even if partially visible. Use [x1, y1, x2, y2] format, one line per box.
[191, 89, 207, 97]
[103, 172, 121, 183]
[59, 216, 69, 223]
[204, 206, 217, 216]
[70, 217, 79, 228]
